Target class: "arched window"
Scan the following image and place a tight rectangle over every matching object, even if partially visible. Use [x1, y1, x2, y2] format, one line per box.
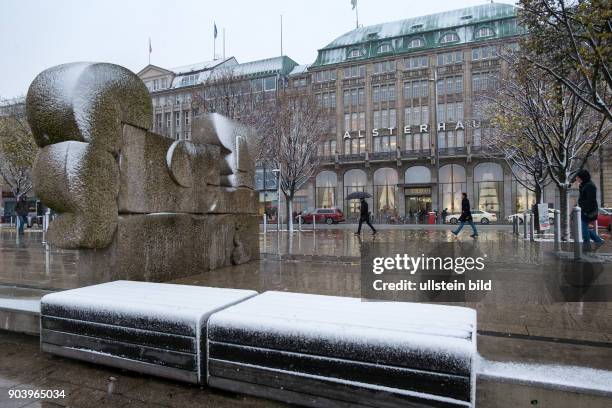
[315, 171, 338, 209]
[405, 166, 431, 184]
[408, 37, 425, 48]
[474, 162, 504, 216]
[439, 32, 459, 44]
[475, 27, 494, 39]
[511, 165, 535, 214]
[439, 164, 466, 213]
[373, 168, 398, 217]
[344, 169, 367, 219]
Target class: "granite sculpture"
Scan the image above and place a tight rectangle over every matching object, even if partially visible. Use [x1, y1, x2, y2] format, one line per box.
[26, 62, 259, 281]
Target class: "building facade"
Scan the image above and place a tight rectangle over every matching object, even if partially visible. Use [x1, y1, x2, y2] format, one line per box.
[137, 3, 610, 221]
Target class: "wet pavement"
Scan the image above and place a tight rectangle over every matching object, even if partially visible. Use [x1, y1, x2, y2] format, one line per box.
[1, 226, 612, 399]
[0, 331, 287, 408]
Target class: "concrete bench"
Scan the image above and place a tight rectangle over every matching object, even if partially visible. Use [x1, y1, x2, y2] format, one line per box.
[40, 281, 257, 384]
[207, 291, 477, 408]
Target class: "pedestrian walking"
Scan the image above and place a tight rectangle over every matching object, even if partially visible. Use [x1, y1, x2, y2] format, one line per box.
[442, 208, 448, 224]
[355, 198, 376, 235]
[575, 169, 603, 247]
[451, 193, 478, 238]
[15, 195, 29, 234]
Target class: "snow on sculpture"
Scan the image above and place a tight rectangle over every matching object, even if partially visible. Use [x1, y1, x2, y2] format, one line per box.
[26, 62, 258, 281]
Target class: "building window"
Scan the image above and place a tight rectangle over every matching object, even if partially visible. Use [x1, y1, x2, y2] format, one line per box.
[316, 171, 338, 208]
[403, 56, 428, 70]
[408, 37, 425, 48]
[372, 84, 396, 103]
[439, 164, 466, 213]
[437, 51, 463, 66]
[472, 45, 498, 60]
[373, 108, 396, 130]
[378, 43, 392, 53]
[264, 76, 276, 91]
[349, 48, 363, 58]
[344, 169, 367, 219]
[175, 112, 180, 126]
[184, 110, 190, 125]
[403, 80, 429, 99]
[344, 65, 366, 78]
[373, 60, 395, 74]
[475, 26, 494, 39]
[439, 32, 459, 44]
[314, 69, 337, 83]
[472, 71, 500, 91]
[373, 168, 398, 217]
[474, 162, 504, 217]
[317, 91, 336, 108]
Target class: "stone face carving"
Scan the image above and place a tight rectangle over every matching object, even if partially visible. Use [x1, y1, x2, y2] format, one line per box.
[27, 62, 258, 281]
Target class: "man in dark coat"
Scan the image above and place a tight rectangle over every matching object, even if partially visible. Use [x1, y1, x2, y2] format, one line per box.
[576, 169, 603, 245]
[15, 195, 29, 234]
[356, 198, 376, 235]
[451, 193, 478, 238]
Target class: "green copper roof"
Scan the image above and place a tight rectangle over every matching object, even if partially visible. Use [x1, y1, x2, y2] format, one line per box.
[312, 3, 520, 67]
[232, 56, 299, 78]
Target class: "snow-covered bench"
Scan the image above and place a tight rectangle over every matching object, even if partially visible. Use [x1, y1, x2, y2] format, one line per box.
[207, 291, 477, 408]
[40, 281, 257, 384]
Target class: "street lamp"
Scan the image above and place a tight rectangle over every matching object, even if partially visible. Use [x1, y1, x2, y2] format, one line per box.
[428, 70, 441, 224]
[272, 168, 281, 232]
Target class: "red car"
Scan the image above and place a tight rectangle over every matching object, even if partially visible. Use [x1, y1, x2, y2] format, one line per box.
[597, 208, 611, 230]
[301, 208, 345, 224]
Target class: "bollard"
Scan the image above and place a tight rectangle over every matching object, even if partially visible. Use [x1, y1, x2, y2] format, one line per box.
[263, 214, 267, 234]
[523, 212, 528, 239]
[313, 214, 316, 231]
[298, 215, 302, 232]
[529, 212, 535, 242]
[572, 206, 583, 259]
[554, 210, 561, 251]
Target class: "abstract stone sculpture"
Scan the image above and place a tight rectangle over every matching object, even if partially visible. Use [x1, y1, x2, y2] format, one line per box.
[27, 62, 259, 281]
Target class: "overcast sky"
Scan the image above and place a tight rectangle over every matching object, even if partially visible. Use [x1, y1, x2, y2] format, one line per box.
[0, 0, 516, 98]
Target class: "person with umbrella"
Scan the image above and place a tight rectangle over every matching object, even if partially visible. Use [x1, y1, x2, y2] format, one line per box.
[345, 191, 376, 235]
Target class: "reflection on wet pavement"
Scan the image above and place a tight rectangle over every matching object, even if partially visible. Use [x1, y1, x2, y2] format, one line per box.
[1, 227, 611, 371]
[0, 331, 287, 408]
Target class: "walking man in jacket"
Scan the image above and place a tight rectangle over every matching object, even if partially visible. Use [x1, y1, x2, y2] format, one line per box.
[356, 198, 376, 235]
[451, 193, 478, 238]
[15, 196, 29, 234]
[576, 169, 603, 247]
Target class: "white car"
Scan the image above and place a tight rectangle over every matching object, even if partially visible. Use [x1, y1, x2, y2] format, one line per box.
[506, 209, 555, 224]
[446, 210, 497, 224]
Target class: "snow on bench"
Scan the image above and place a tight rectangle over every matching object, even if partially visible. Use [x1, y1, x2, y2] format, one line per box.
[40, 281, 257, 384]
[207, 291, 477, 408]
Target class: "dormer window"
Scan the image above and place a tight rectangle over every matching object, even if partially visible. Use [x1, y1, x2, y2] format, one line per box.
[411, 24, 423, 30]
[461, 15, 473, 20]
[349, 48, 363, 58]
[408, 37, 425, 48]
[439, 32, 459, 44]
[378, 43, 392, 53]
[475, 27, 495, 39]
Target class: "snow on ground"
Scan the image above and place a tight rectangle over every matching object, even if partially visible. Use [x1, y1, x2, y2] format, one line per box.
[478, 358, 612, 396]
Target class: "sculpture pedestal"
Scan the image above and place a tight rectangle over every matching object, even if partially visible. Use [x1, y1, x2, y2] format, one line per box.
[75, 213, 259, 283]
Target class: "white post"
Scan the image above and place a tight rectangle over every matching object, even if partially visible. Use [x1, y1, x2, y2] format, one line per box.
[572, 206, 582, 259]
[529, 213, 535, 242]
[523, 211, 528, 239]
[554, 209, 561, 251]
[298, 214, 302, 232]
[263, 214, 267, 234]
[313, 213, 316, 231]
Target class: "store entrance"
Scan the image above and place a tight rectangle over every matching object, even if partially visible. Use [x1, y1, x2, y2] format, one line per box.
[404, 187, 432, 222]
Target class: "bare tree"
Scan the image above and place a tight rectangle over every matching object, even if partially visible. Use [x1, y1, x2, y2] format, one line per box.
[481, 54, 610, 238]
[0, 98, 37, 201]
[519, 0, 612, 121]
[265, 89, 332, 232]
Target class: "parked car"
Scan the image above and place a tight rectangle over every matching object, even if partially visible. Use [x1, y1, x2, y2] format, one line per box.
[597, 208, 611, 230]
[446, 210, 497, 224]
[301, 208, 345, 224]
[506, 209, 555, 224]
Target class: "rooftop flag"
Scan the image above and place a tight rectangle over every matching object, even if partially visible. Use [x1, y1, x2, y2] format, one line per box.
[214, 23, 218, 39]
[351, 0, 357, 10]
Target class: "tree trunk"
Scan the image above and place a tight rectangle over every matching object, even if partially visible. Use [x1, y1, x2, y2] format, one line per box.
[559, 184, 570, 240]
[534, 185, 543, 233]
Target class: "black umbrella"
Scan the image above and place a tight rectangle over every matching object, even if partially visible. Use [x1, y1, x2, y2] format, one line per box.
[345, 191, 372, 200]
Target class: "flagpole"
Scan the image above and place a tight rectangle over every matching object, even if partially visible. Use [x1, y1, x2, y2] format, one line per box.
[148, 37, 151, 65]
[355, 5, 359, 28]
[280, 15, 283, 56]
[223, 28, 226, 60]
